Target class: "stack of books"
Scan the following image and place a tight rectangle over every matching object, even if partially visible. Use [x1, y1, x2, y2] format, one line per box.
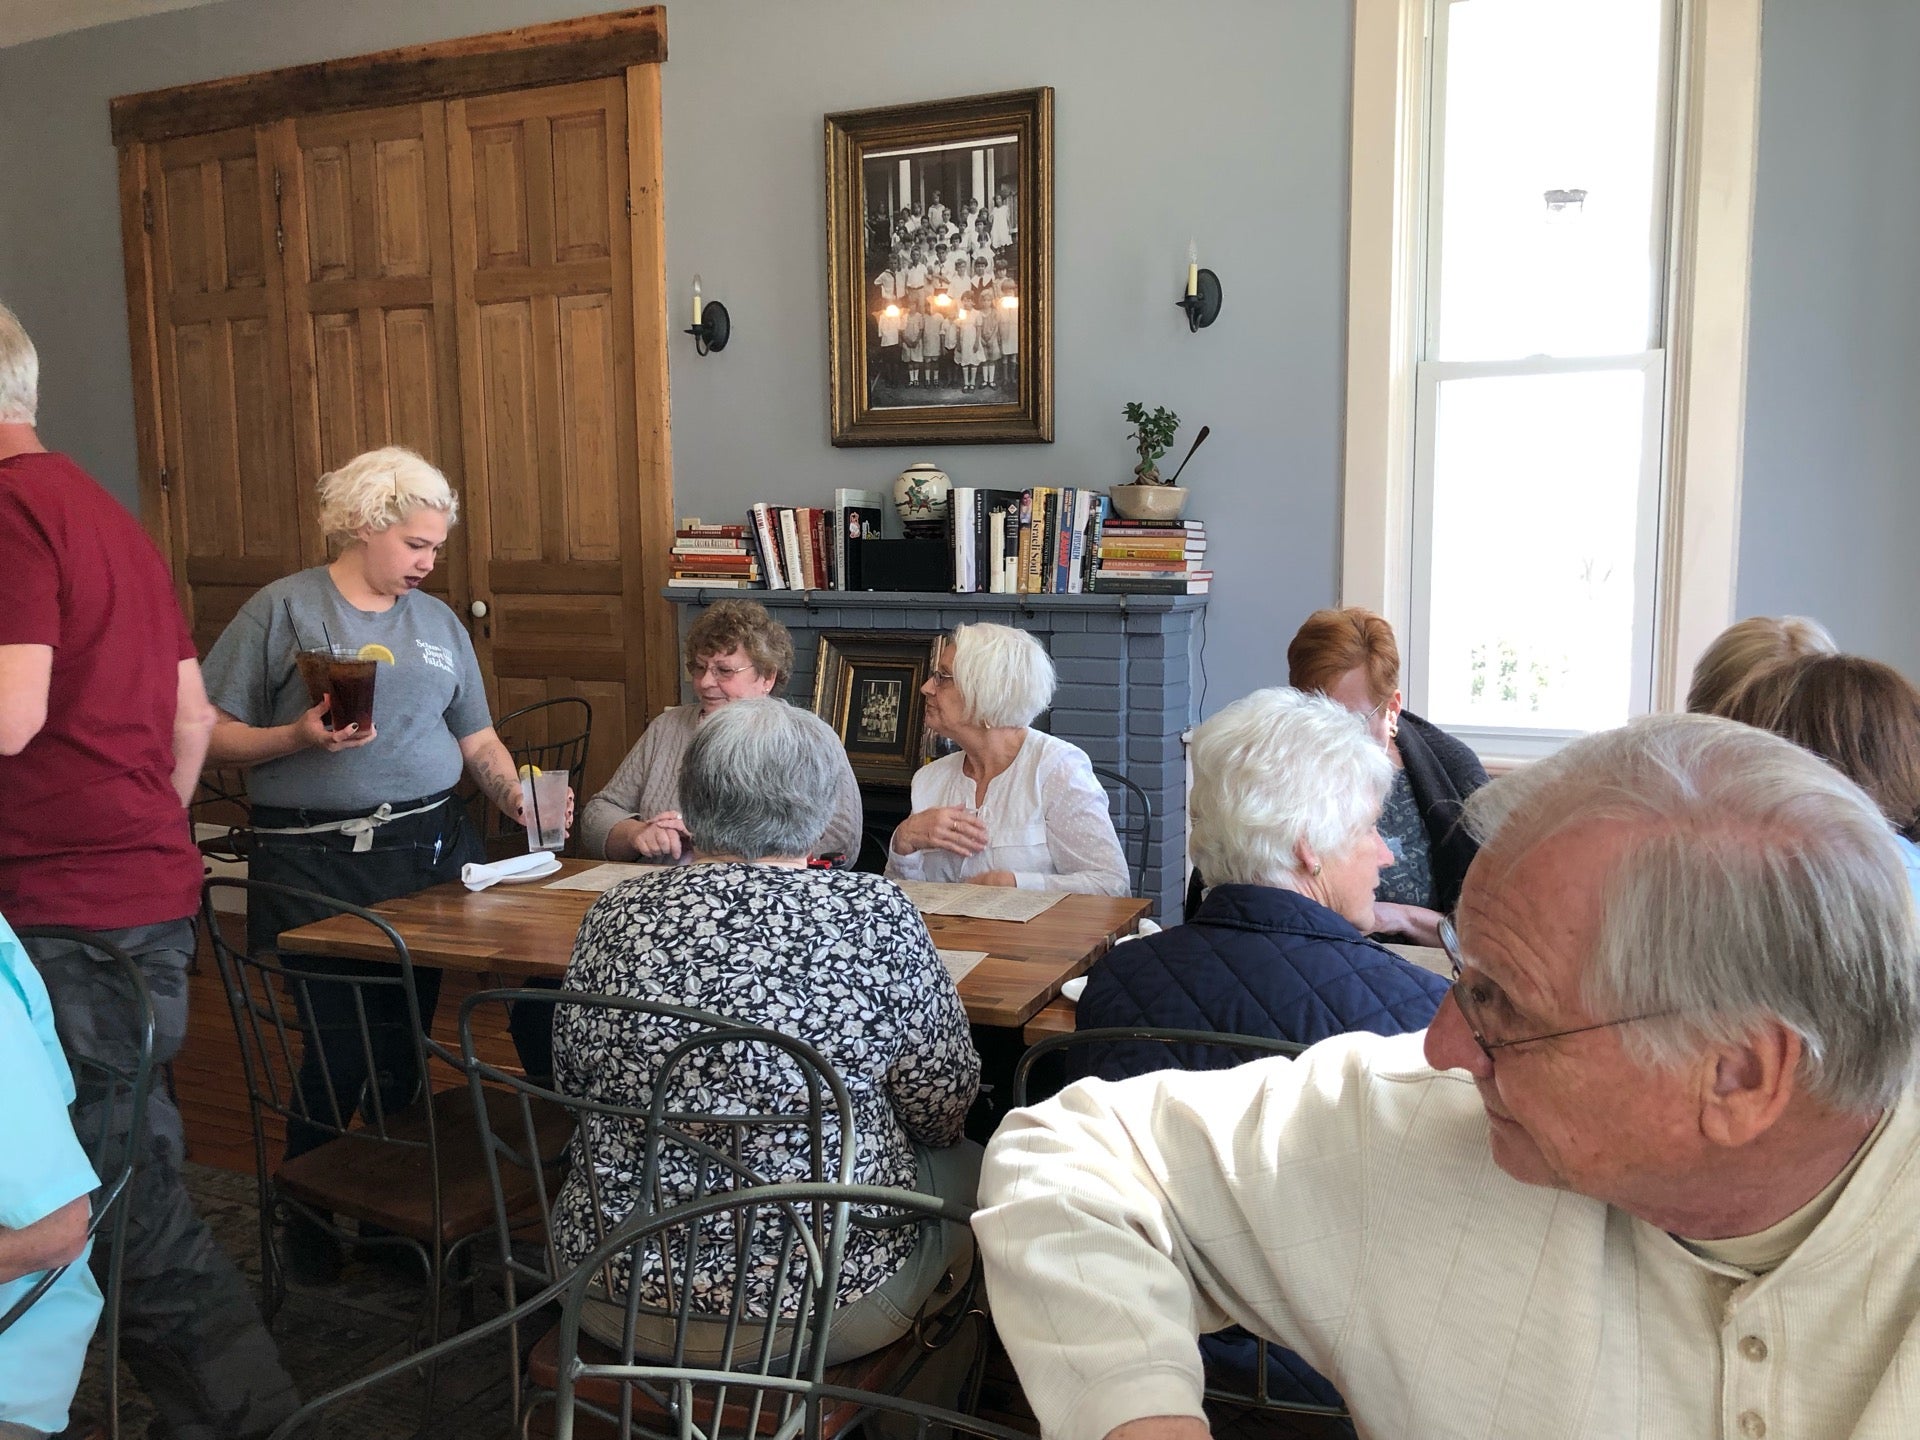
[667, 522, 761, 588]
[948, 486, 1108, 594]
[1089, 518, 1211, 594]
[743, 490, 886, 591]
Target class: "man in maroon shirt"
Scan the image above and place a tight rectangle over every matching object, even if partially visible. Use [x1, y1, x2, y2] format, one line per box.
[0, 302, 297, 1440]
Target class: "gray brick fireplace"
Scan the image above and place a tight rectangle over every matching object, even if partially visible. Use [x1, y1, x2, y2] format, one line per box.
[668, 590, 1208, 917]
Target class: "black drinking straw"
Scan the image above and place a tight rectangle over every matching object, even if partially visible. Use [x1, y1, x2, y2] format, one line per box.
[283, 597, 312, 653]
[527, 773, 546, 851]
[319, 618, 337, 654]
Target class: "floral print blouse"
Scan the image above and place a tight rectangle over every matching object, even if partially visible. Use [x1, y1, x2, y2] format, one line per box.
[551, 862, 980, 1315]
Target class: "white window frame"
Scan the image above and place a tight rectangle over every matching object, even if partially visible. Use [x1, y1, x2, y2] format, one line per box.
[1342, 0, 1761, 760]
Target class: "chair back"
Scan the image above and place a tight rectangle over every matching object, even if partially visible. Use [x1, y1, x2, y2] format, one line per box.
[1090, 764, 1152, 896]
[482, 696, 594, 853]
[1, 928, 155, 1393]
[261, 1184, 1004, 1440]
[192, 765, 253, 864]
[550, 1183, 994, 1440]
[200, 875, 453, 1274]
[460, 988, 857, 1414]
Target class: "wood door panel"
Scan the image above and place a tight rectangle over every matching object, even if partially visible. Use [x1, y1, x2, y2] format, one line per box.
[549, 113, 611, 262]
[474, 300, 543, 558]
[382, 308, 443, 454]
[301, 145, 354, 280]
[472, 127, 531, 269]
[150, 126, 305, 644]
[556, 292, 618, 561]
[372, 137, 432, 277]
[308, 311, 365, 468]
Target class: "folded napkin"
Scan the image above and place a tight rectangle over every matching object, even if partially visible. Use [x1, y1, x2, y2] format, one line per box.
[462, 852, 559, 891]
[1058, 976, 1088, 1002]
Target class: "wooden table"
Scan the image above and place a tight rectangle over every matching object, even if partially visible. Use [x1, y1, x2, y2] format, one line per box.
[278, 859, 1151, 1030]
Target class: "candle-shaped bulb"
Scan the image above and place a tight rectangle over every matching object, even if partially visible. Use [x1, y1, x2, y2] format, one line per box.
[692, 274, 704, 327]
[1186, 240, 1199, 299]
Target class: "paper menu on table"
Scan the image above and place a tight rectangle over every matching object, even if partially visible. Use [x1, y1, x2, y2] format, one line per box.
[937, 949, 989, 984]
[896, 882, 1066, 922]
[543, 862, 669, 893]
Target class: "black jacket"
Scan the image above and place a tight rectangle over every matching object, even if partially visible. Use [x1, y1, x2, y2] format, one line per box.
[1184, 708, 1489, 920]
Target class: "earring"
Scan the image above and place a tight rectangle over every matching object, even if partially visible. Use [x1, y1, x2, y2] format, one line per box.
[1310, 862, 1322, 877]
[1388, 713, 1400, 739]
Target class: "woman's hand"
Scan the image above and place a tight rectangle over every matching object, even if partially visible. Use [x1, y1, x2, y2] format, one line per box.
[610, 810, 689, 861]
[1372, 901, 1445, 948]
[294, 696, 377, 754]
[890, 806, 989, 858]
[966, 869, 1017, 887]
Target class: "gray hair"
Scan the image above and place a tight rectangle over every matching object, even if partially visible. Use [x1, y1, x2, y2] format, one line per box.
[948, 623, 1054, 729]
[1189, 688, 1392, 888]
[680, 699, 842, 860]
[0, 302, 39, 426]
[1463, 713, 1920, 1113]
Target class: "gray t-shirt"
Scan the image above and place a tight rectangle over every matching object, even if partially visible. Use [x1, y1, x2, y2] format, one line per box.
[203, 566, 493, 812]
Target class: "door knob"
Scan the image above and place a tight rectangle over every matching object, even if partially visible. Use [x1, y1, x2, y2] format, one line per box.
[469, 600, 489, 619]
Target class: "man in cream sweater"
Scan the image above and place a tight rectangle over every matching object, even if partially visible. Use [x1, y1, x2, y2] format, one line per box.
[976, 714, 1920, 1440]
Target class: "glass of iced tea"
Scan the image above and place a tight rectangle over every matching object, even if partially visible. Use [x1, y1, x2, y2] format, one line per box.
[295, 646, 378, 732]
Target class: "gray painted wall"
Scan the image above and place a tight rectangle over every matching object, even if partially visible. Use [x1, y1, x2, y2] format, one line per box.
[1738, 0, 1920, 680]
[1, 0, 1915, 714]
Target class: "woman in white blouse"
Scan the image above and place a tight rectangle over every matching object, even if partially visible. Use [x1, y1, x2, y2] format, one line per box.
[886, 624, 1130, 895]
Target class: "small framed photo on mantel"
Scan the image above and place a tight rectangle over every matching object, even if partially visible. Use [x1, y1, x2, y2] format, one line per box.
[825, 87, 1053, 447]
[811, 631, 941, 787]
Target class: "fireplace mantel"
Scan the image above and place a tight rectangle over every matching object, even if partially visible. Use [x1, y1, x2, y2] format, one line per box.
[667, 589, 1206, 917]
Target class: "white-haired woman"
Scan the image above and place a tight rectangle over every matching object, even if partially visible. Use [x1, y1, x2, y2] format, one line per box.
[202, 447, 567, 1270]
[885, 623, 1128, 895]
[1072, 686, 1449, 1408]
[555, 699, 979, 1362]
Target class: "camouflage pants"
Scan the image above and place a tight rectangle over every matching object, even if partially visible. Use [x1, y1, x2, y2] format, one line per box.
[23, 920, 300, 1440]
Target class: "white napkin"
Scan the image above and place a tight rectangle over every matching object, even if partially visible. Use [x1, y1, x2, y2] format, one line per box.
[1058, 976, 1089, 1002]
[461, 852, 559, 891]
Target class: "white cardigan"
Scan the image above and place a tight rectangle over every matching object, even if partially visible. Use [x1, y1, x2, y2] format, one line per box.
[976, 1031, 1920, 1440]
[885, 729, 1129, 896]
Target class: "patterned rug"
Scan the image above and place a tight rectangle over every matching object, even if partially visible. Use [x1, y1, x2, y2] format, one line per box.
[70, 1162, 527, 1438]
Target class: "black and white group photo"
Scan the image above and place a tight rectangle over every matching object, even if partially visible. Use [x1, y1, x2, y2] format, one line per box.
[863, 136, 1021, 409]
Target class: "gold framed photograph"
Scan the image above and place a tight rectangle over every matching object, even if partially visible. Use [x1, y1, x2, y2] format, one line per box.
[810, 631, 941, 786]
[825, 87, 1053, 446]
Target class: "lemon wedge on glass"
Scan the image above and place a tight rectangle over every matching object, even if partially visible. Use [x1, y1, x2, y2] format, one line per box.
[356, 643, 396, 665]
[517, 763, 543, 780]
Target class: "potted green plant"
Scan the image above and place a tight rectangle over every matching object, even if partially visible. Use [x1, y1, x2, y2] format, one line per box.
[1110, 402, 1203, 520]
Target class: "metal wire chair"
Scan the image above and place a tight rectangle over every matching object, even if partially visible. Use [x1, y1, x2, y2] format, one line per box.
[1012, 1026, 1351, 1431]
[6, 928, 156, 1440]
[478, 697, 594, 856]
[201, 878, 513, 1415]
[261, 1183, 1002, 1440]
[1089, 764, 1153, 897]
[456, 987, 859, 1429]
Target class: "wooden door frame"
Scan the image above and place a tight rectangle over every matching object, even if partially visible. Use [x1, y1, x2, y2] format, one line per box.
[110, 7, 666, 146]
[112, 5, 678, 716]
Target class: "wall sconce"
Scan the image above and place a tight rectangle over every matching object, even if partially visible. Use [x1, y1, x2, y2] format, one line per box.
[1177, 240, 1222, 332]
[685, 274, 730, 355]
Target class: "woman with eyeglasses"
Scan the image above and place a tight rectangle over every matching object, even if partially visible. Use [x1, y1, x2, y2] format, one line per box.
[579, 599, 863, 863]
[886, 622, 1129, 895]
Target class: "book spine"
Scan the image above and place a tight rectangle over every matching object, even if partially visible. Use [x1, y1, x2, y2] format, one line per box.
[1004, 505, 1021, 593]
[1035, 488, 1057, 594]
[672, 537, 752, 553]
[988, 508, 1006, 593]
[1099, 544, 1200, 560]
[1066, 490, 1091, 595]
[974, 492, 990, 593]
[808, 508, 831, 590]
[749, 504, 786, 590]
[1079, 494, 1107, 594]
[1089, 576, 1211, 594]
[779, 508, 805, 590]
[1017, 491, 1035, 594]
[1096, 561, 1211, 575]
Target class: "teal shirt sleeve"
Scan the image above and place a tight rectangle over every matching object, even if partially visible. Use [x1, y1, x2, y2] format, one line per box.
[0, 923, 97, 1229]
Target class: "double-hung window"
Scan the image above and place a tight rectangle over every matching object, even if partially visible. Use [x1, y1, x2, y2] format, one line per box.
[1346, 0, 1761, 759]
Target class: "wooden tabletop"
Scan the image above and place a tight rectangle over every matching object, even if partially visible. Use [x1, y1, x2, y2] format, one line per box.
[277, 859, 1151, 1029]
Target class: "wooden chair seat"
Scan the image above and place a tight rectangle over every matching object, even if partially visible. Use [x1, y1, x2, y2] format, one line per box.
[526, 1317, 918, 1439]
[277, 1086, 568, 1245]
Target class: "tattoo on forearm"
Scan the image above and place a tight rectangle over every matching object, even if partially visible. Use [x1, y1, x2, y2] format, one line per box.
[477, 758, 519, 814]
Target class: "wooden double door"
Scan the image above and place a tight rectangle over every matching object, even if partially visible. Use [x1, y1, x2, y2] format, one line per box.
[118, 52, 677, 801]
